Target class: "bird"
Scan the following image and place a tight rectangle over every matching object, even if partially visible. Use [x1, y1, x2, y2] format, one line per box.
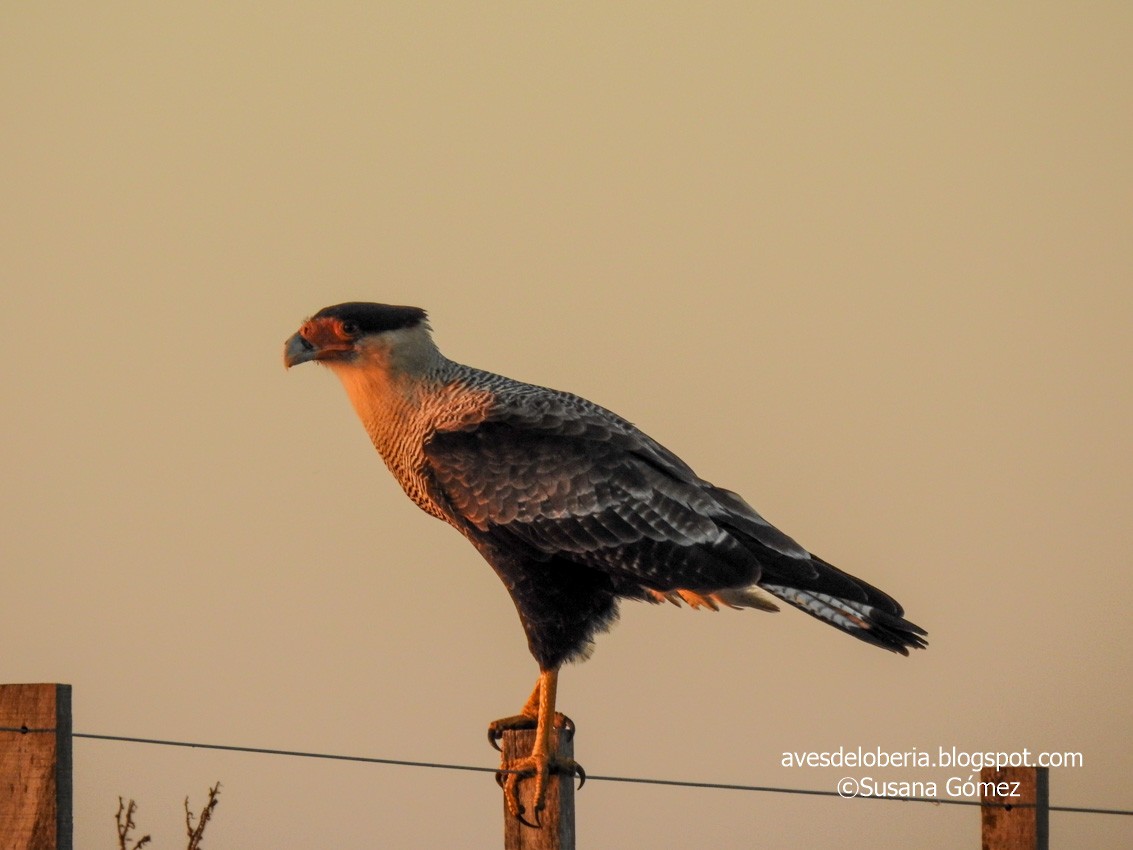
[284, 301, 926, 821]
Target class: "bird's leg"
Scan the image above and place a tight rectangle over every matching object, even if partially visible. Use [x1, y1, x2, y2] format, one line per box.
[487, 676, 574, 751]
[492, 668, 584, 823]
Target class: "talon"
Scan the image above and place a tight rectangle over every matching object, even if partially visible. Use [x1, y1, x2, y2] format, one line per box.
[501, 768, 531, 822]
[557, 713, 575, 740]
[487, 713, 539, 753]
[497, 751, 585, 822]
[516, 806, 539, 829]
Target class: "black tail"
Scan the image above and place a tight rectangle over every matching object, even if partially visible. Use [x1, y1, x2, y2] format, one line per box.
[758, 554, 927, 655]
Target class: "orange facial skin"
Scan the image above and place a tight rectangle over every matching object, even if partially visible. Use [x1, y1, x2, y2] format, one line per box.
[298, 316, 357, 359]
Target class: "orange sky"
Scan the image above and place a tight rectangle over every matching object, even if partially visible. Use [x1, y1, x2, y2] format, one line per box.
[3, 4, 1131, 847]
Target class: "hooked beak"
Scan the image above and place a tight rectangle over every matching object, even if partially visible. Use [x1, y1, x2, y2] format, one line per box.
[283, 332, 319, 368]
[284, 316, 358, 368]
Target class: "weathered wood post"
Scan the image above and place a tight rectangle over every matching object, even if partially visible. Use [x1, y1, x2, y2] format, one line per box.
[500, 728, 576, 850]
[980, 765, 1048, 850]
[0, 683, 73, 850]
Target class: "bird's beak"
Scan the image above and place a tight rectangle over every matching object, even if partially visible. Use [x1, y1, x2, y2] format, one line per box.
[283, 332, 319, 368]
[285, 317, 358, 368]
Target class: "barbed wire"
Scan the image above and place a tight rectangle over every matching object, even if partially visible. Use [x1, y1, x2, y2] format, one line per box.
[2, 726, 1131, 818]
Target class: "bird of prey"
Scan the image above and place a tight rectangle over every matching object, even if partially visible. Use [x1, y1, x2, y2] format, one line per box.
[284, 302, 926, 821]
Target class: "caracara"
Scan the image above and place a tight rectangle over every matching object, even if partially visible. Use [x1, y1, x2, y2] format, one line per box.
[284, 302, 926, 821]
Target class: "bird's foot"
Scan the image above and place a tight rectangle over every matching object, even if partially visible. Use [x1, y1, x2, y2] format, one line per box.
[495, 750, 585, 825]
[487, 712, 574, 752]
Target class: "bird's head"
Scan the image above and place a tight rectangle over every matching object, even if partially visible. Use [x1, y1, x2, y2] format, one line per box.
[284, 302, 432, 371]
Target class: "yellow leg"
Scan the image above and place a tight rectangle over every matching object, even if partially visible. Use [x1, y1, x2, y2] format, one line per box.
[486, 674, 574, 751]
[521, 678, 541, 718]
[530, 668, 557, 770]
[492, 668, 585, 823]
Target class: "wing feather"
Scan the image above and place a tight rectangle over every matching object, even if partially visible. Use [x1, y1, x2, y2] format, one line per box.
[422, 383, 926, 654]
[424, 404, 757, 591]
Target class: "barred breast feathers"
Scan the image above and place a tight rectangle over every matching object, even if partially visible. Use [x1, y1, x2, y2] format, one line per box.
[323, 325, 494, 520]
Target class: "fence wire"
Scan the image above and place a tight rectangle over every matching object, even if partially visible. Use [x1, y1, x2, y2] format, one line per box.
[2, 725, 1130, 818]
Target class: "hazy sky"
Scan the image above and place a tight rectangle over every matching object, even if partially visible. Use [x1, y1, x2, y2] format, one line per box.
[3, 4, 1131, 848]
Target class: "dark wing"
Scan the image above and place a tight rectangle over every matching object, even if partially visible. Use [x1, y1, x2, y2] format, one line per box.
[423, 390, 800, 593]
[424, 388, 926, 654]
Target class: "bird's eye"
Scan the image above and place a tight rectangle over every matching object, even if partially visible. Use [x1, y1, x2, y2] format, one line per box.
[340, 320, 359, 337]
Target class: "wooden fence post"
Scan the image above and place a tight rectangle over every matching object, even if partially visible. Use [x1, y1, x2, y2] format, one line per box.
[501, 728, 576, 850]
[0, 683, 73, 850]
[980, 765, 1048, 850]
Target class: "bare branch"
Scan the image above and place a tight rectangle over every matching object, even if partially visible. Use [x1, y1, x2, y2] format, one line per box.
[185, 782, 222, 850]
[115, 797, 151, 850]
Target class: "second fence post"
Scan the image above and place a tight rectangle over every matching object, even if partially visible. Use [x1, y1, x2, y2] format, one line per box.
[980, 765, 1049, 850]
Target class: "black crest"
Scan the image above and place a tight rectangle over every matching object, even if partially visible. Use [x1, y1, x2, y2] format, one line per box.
[313, 302, 428, 334]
